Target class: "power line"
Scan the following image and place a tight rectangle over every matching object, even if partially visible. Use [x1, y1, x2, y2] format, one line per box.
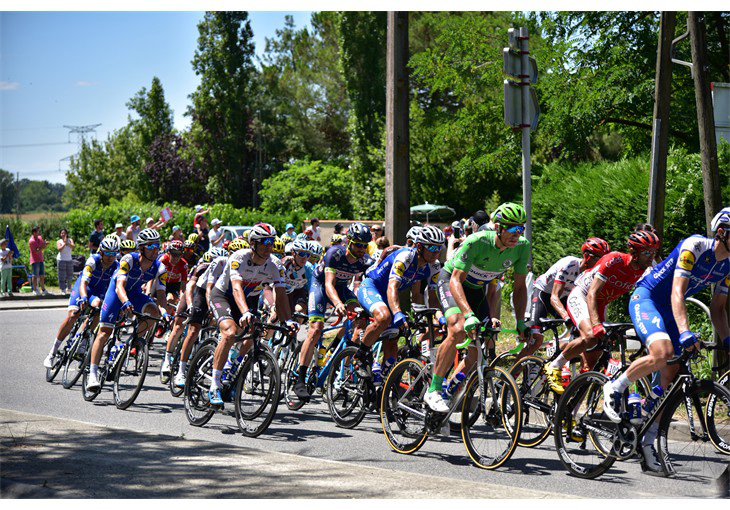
[0, 141, 74, 149]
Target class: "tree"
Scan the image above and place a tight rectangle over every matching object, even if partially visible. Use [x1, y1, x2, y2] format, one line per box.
[143, 133, 208, 205]
[187, 11, 259, 207]
[0, 169, 15, 214]
[126, 76, 174, 151]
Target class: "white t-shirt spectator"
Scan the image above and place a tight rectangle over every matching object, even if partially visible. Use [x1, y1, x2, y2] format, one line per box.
[312, 226, 321, 242]
[209, 227, 224, 248]
[56, 240, 73, 261]
[0, 248, 11, 270]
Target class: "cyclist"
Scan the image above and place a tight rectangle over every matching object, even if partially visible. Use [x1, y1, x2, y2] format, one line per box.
[158, 240, 191, 378]
[292, 223, 373, 401]
[515, 237, 610, 361]
[544, 230, 661, 394]
[43, 237, 120, 368]
[355, 225, 446, 377]
[425, 202, 531, 413]
[207, 223, 295, 406]
[277, 239, 312, 322]
[86, 229, 170, 391]
[602, 208, 730, 472]
[119, 239, 136, 258]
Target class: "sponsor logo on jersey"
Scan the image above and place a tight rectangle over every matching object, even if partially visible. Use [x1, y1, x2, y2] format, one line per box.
[83, 266, 93, 277]
[631, 293, 640, 301]
[677, 250, 695, 271]
[231, 260, 240, 270]
[393, 261, 406, 277]
[606, 274, 636, 291]
[119, 260, 130, 274]
[502, 260, 513, 268]
[159, 272, 168, 285]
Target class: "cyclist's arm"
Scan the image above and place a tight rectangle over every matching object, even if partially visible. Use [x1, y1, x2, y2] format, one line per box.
[550, 281, 570, 320]
[709, 291, 730, 342]
[486, 280, 501, 321]
[79, 279, 90, 299]
[586, 277, 606, 329]
[513, 272, 528, 324]
[184, 277, 197, 308]
[231, 279, 249, 316]
[156, 288, 168, 315]
[115, 278, 130, 306]
[274, 286, 292, 322]
[670, 275, 691, 334]
[324, 270, 343, 308]
[387, 278, 403, 313]
[448, 268, 473, 317]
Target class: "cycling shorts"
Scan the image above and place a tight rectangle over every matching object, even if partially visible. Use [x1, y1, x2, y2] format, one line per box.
[166, 281, 182, 296]
[209, 287, 259, 326]
[188, 287, 209, 325]
[437, 268, 490, 320]
[99, 286, 155, 329]
[307, 277, 358, 322]
[68, 277, 106, 311]
[629, 287, 682, 354]
[529, 288, 567, 334]
[287, 287, 308, 312]
[566, 286, 605, 329]
[356, 278, 401, 336]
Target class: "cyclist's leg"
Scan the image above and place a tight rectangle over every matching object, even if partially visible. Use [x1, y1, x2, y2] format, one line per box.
[208, 290, 242, 400]
[355, 279, 392, 371]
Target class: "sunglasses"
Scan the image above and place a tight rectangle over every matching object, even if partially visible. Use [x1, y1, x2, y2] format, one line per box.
[101, 251, 117, 257]
[423, 244, 443, 253]
[145, 243, 160, 250]
[295, 251, 310, 258]
[503, 225, 525, 235]
[350, 242, 368, 249]
[258, 237, 275, 246]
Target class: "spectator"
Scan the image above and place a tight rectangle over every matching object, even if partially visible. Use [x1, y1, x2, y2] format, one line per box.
[281, 223, 297, 243]
[209, 218, 224, 248]
[170, 225, 185, 242]
[29, 225, 49, 295]
[193, 205, 209, 228]
[0, 238, 13, 297]
[333, 222, 344, 235]
[126, 215, 141, 242]
[367, 223, 384, 256]
[372, 235, 390, 261]
[88, 219, 104, 253]
[303, 228, 314, 241]
[56, 228, 75, 295]
[196, 215, 210, 251]
[473, 210, 490, 232]
[310, 218, 321, 242]
[114, 223, 126, 240]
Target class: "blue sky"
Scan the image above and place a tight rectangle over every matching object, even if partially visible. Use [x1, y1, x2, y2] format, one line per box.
[0, 11, 312, 184]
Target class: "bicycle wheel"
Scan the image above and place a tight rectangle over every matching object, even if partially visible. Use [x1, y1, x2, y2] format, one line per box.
[490, 352, 517, 371]
[113, 337, 149, 410]
[380, 358, 430, 454]
[282, 341, 306, 411]
[184, 344, 216, 427]
[63, 330, 92, 389]
[81, 347, 108, 402]
[234, 348, 281, 437]
[552, 371, 616, 479]
[326, 346, 368, 429]
[168, 336, 185, 397]
[460, 366, 521, 469]
[658, 381, 730, 480]
[511, 356, 555, 448]
[46, 342, 69, 383]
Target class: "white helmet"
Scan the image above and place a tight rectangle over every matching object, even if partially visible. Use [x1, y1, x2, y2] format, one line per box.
[308, 241, 323, 257]
[248, 223, 277, 242]
[415, 225, 446, 246]
[208, 247, 228, 259]
[711, 207, 730, 233]
[99, 236, 120, 253]
[291, 239, 311, 254]
[406, 226, 422, 242]
[136, 228, 160, 246]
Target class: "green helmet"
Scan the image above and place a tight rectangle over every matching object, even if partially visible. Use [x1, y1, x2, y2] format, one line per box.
[493, 202, 527, 225]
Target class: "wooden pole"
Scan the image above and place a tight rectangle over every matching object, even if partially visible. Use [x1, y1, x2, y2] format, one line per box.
[385, 12, 410, 246]
[648, 12, 676, 239]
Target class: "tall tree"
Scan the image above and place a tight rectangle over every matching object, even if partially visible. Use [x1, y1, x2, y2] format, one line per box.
[143, 133, 208, 205]
[0, 169, 15, 214]
[187, 11, 259, 207]
[126, 76, 174, 153]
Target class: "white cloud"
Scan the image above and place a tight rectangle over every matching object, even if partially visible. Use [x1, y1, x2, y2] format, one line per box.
[76, 81, 98, 87]
[0, 81, 19, 90]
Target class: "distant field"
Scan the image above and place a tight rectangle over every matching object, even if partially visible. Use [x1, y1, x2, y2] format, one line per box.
[0, 212, 67, 222]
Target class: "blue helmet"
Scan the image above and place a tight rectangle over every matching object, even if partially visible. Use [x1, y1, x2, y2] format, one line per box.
[347, 222, 372, 243]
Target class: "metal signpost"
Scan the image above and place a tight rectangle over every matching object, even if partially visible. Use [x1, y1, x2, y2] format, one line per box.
[503, 27, 539, 249]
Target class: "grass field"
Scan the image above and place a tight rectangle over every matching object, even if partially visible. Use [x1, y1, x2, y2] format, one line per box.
[1, 212, 67, 222]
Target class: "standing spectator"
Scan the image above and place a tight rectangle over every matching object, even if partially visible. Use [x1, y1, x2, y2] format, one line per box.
[367, 223, 384, 256]
[281, 223, 297, 243]
[196, 215, 210, 251]
[0, 238, 13, 297]
[170, 225, 185, 242]
[146, 216, 165, 231]
[333, 222, 344, 235]
[209, 218, 224, 248]
[56, 228, 75, 295]
[29, 225, 48, 295]
[88, 219, 104, 253]
[310, 218, 321, 242]
[126, 215, 141, 242]
[193, 205, 209, 228]
[114, 223, 126, 240]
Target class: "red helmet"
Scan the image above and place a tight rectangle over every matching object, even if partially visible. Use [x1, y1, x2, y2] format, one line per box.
[168, 240, 183, 253]
[627, 230, 660, 251]
[581, 237, 610, 258]
[222, 240, 231, 251]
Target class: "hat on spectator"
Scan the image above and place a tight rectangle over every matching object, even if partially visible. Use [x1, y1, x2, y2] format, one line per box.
[285, 223, 294, 230]
[115, 223, 123, 229]
[472, 210, 489, 226]
[146, 217, 154, 225]
[130, 215, 140, 223]
[172, 225, 180, 232]
[194, 205, 203, 212]
[212, 218, 221, 226]
[0, 238, 7, 245]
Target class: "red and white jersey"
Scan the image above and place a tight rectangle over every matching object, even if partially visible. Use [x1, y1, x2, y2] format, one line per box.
[534, 256, 581, 297]
[159, 253, 188, 284]
[573, 252, 644, 306]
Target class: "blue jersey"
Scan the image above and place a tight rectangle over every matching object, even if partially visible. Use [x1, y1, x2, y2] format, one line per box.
[637, 235, 730, 301]
[365, 247, 440, 295]
[79, 254, 119, 295]
[313, 245, 373, 284]
[114, 252, 168, 294]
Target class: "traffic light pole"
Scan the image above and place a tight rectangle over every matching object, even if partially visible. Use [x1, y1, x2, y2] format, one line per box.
[519, 27, 532, 250]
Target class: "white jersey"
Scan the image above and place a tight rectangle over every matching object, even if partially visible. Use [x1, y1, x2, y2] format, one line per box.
[281, 256, 308, 293]
[534, 256, 581, 297]
[213, 249, 286, 296]
[202, 255, 228, 289]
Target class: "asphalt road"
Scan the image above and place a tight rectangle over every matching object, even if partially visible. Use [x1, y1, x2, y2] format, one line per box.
[1, 308, 727, 499]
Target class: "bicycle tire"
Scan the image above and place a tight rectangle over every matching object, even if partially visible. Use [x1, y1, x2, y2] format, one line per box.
[282, 341, 307, 411]
[46, 345, 68, 383]
[113, 337, 149, 410]
[168, 334, 186, 397]
[658, 380, 730, 479]
[510, 356, 555, 448]
[460, 366, 522, 469]
[81, 344, 109, 402]
[62, 329, 92, 389]
[234, 347, 281, 437]
[707, 369, 730, 455]
[326, 346, 368, 429]
[490, 352, 517, 371]
[552, 371, 616, 479]
[380, 358, 430, 454]
[184, 343, 216, 427]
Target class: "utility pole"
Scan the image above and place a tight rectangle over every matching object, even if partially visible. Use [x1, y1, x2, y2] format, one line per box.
[15, 172, 20, 221]
[647, 12, 676, 239]
[385, 12, 410, 245]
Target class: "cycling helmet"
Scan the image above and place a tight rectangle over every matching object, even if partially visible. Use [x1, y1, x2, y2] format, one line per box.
[98, 236, 120, 253]
[581, 237, 610, 258]
[242, 229, 250, 241]
[291, 239, 311, 254]
[415, 225, 446, 246]
[406, 226, 422, 242]
[493, 202, 527, 225]
[296, 233, 309, 241]
[331, 233, 344, 244]
[202, 251, 214, 263]
[120, 239, 137, 251]
[104, 233, 120, 242]
[627, 230, 661, 251]
[347, 222, 372, 243]
[228, 238, 248, 252]
[137, 228, 161, 247]
[183, 240, 195, 250]
[284, 243, 293, 256]
[273, 236, 286, 254]
[222, 240, 231, 252]
[711, 207, 730, 233]
[168, 240, 183, 254]
[248, 223, 277, 243]
[204, 247, 227, 262]
[308, 241, 323, 258]
[187, 233, 199, 244]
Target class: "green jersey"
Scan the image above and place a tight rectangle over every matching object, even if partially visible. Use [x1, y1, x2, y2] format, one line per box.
[443, 230, 531, 289]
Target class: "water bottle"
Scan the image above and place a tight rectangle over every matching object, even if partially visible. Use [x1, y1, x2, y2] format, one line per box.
[561, 365, 572, 388]
[372, 362, 382, 384]
[322, 349, 333, 367]
[642, 385, 664, 416]
[627, 392, 642, 425]
[381, 357, 396, 378]
[442, 372, 467, 400]
[317, 347, 327, 367]
[222, 352, 243, 384]
[109, 345, 120, 364]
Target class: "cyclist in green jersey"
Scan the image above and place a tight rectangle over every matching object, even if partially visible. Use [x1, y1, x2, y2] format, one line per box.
[424, 203, 531, 412]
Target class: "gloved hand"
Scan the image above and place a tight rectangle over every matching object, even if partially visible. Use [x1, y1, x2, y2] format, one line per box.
[120, 301, 133, 317]
[438, 316, 447, 326]
[162, 312, 172, 322]
[75, 296, 88, 308]
[591, 323, 606, 339]
[679, 331, 699, 350]
[464, 313, 480, 333]
[239, 311, 255, 328]
[285, 320, 300, 333]
[393, 311, 408, 328]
